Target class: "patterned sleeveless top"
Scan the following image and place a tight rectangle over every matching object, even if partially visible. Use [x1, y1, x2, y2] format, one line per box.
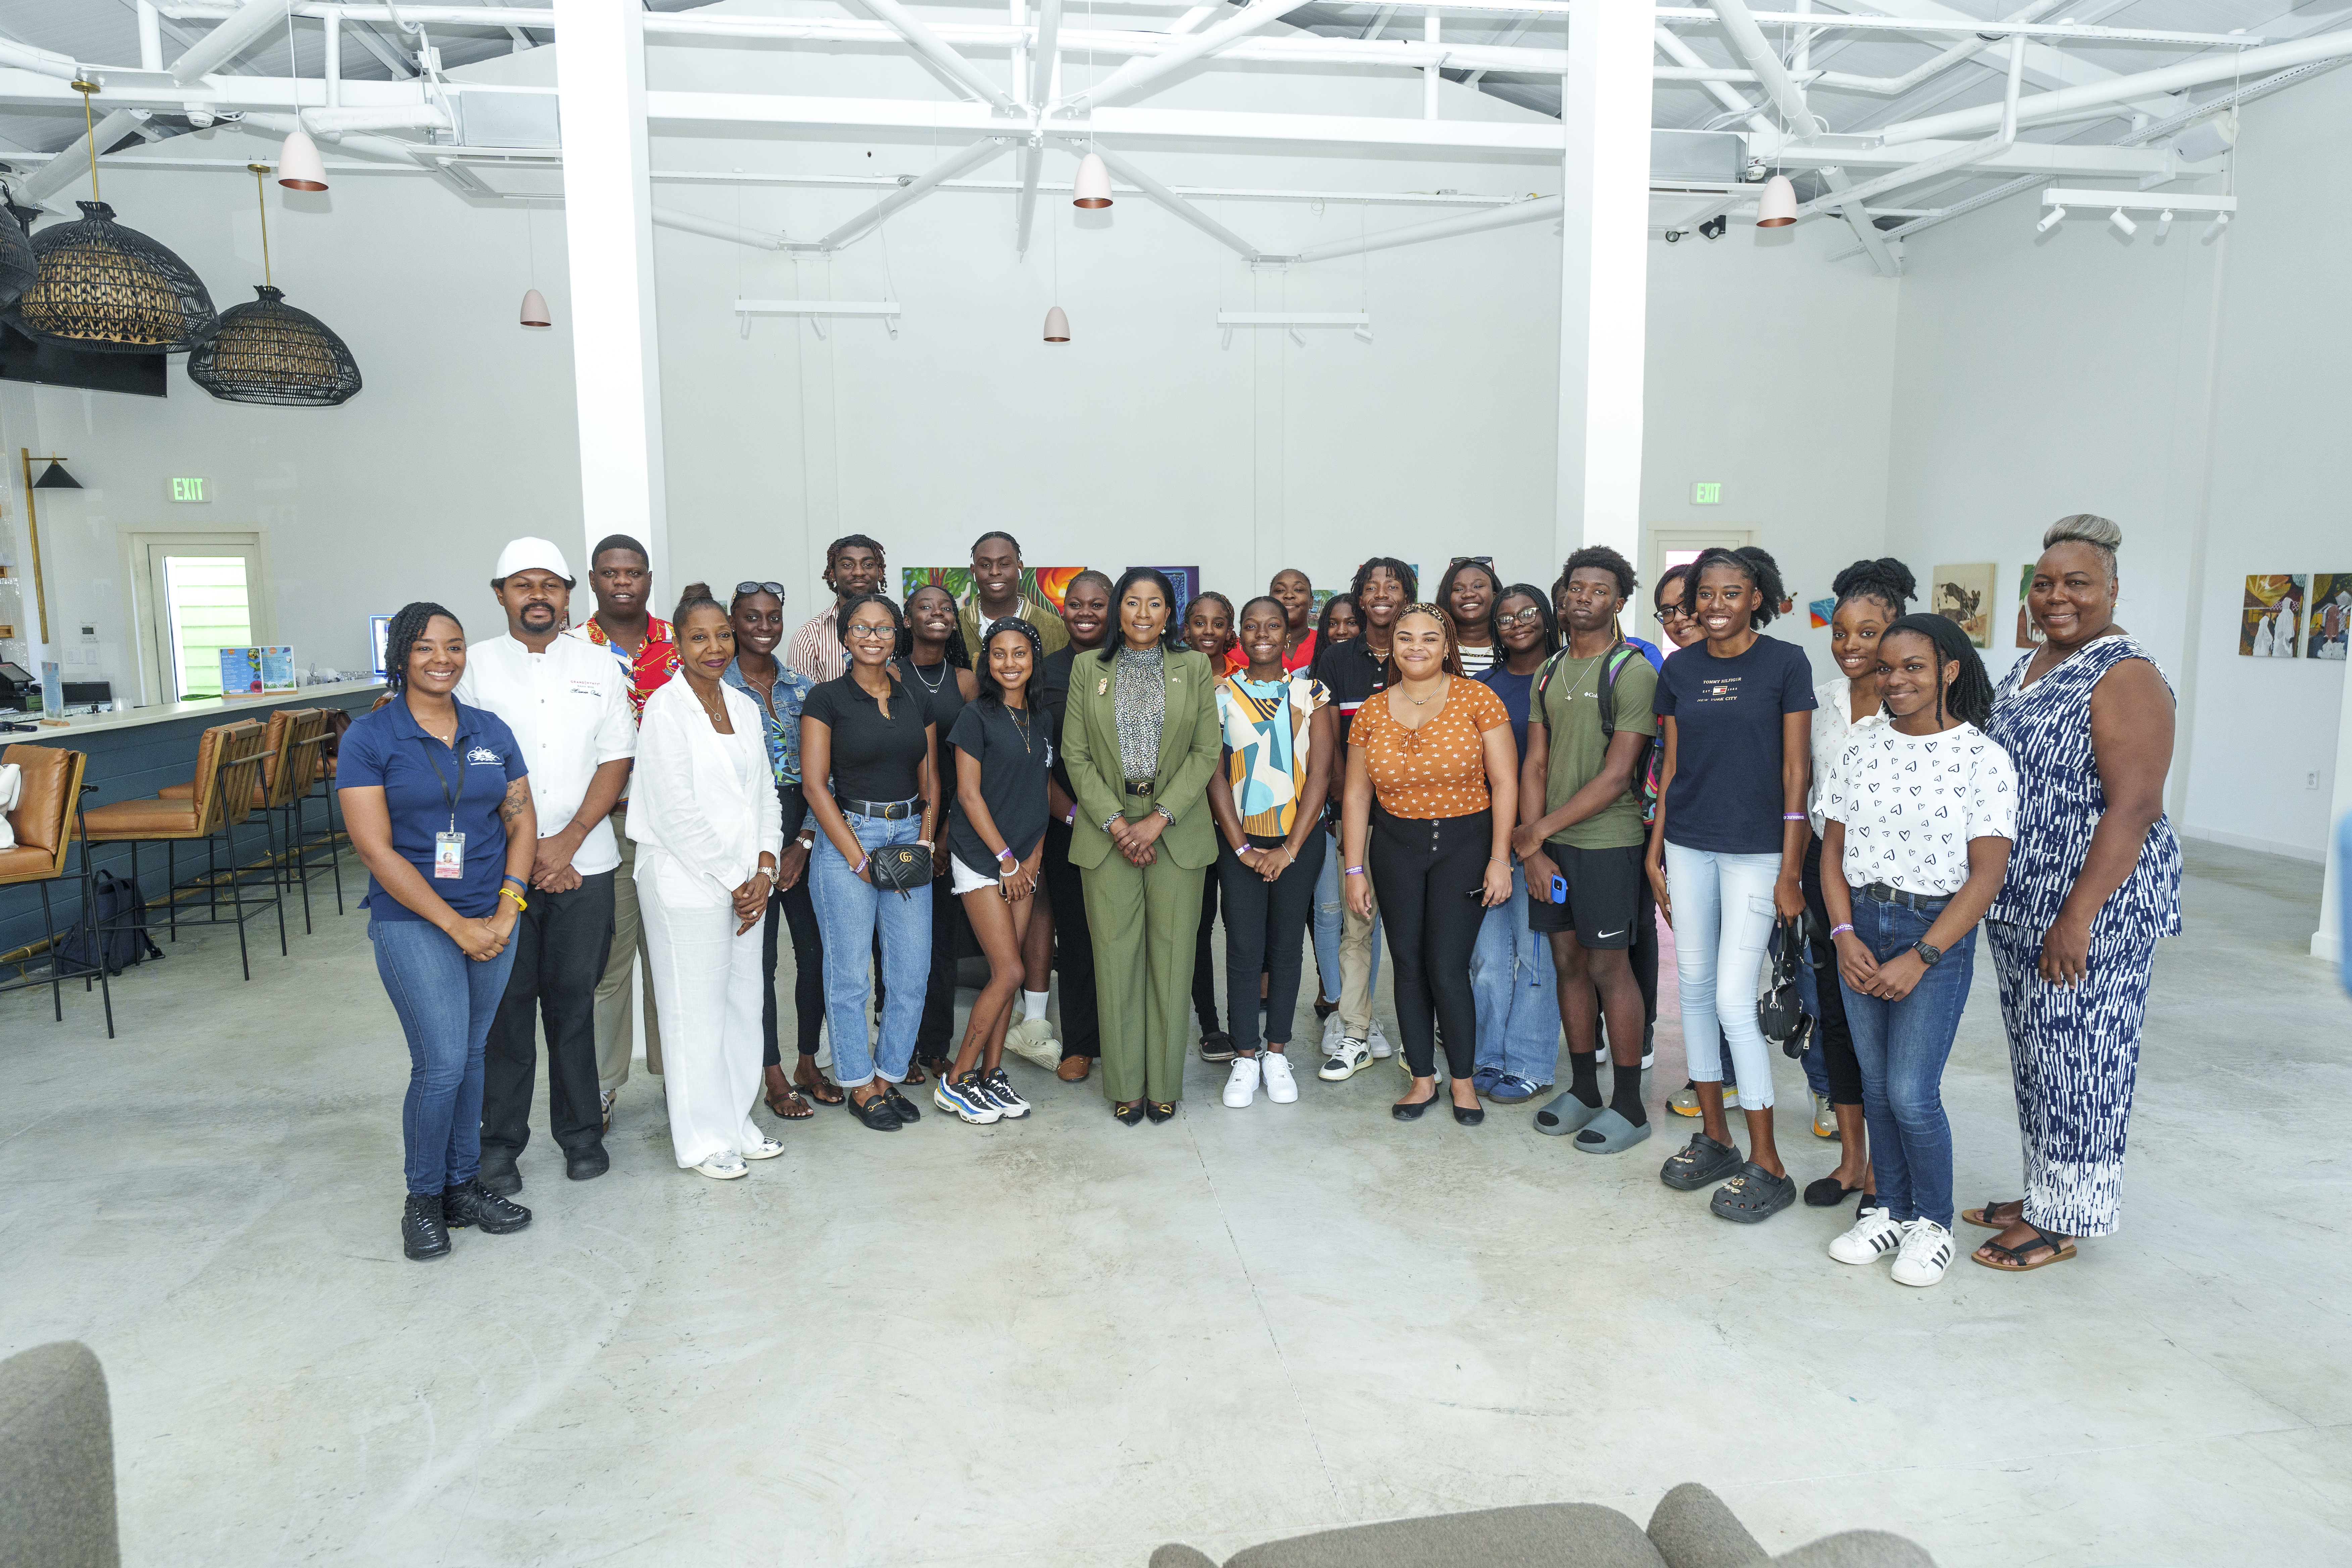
[1985, 634, 2182, 939]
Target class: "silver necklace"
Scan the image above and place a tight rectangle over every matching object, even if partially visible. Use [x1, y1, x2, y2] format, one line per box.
[910, 657, 949, 695]
[1007, 703, 1034, 754]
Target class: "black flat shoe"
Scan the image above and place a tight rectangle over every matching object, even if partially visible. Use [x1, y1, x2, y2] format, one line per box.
[1392, 1090, 1441, 1122]
[849, 1092, 904, 1131]
[402, 1192, 449, 1260]
[882, 1084, 922, 1123]
[1145, 1100, 1178, 1124]
[566, 1146, 609, 1182]
[1198, 1032, 1236, 1063]
[1114, 1100, 1147, 1126]
[1452, 1102, 1485, 1127]
[443, 1178, 532, 1234]
[1804, 1175, 1863, 1208]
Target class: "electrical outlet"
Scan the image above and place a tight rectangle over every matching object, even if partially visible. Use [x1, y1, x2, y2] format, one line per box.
[2309, 771, 2322, 790]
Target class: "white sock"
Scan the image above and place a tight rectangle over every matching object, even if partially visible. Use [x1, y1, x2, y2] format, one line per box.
[1023, 989, 1050, 1021]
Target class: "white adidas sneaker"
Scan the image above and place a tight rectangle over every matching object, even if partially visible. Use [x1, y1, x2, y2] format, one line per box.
[1891, 1219, 1955, 1287]
[1828, 1205, 1904, 1266]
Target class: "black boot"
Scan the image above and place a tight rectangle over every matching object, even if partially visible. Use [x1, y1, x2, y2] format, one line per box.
[443, 1178, 533, 1234]
[403, 1192, 450, 1261]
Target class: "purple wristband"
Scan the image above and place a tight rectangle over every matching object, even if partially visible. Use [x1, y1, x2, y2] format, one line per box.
[1830, 923, 1854, 938]
[1344, 866, 1366, 877]
[1782, 812, 1807, 821]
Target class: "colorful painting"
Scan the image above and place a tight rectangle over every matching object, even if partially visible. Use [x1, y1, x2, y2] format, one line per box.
[2239, 574, 2306, 658]
[900, 566, 1085, 611]
[1808, 596, 1834, 630]
[2308, 573, 2351, 660]
[1152, 566, 1204, 622]
[1930, 562, 1996, 650]
[2015, 564, 2045, 649]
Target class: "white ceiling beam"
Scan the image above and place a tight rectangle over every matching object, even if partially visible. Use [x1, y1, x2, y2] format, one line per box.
[1816, 0, 2184, 123]
[1068, 139, 1263, 258]
[1707, 0, 1819, 134]
[167, 0, 290, 84]
[816, 136, 1013, 250]
[853, 0, 1020, 113]
[1290, 194, 1558, 263]
[19, 109, 152, 206]
[1012, 138, 1043, 255]
[652, 207, 786, 249]
[1027, 0, 1062, 106]
[1063, 0, 1316, 111]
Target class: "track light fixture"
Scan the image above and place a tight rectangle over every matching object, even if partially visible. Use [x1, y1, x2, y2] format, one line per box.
[2204, 211, 2231, 241]
[2156, 209, 2173, 238]
[1698, 214, 1727, 241]
[2036, 204, 2065, 234]
[2107, 208, 2137, 237]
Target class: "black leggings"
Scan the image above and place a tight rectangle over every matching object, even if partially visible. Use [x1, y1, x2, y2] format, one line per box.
[1041, 818, 1099, 1059]
[762, 786, 822, 1067]
[1192, 871, 1221, 1034]
[1218, 831, 1325, 1053]
[1369, 804, 1488, 1079]
[1802, 831, 1862, 1106]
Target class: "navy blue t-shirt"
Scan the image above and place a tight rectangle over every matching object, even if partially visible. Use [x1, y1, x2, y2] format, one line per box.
[1652, 635, 1815, 855]
[338, 697, 528, 920]
[1477, 662, 1536, 761]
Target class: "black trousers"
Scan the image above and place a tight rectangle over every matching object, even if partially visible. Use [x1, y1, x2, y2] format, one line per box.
[1369, 805, 1488, 1079]
[761, 784, 823, 1068]
[1041, 818, 1100, 1059]
[1218, 831, 1325, 1053]
[1191, 870, 1222, 1034]
[1802, 830, 1863, 1106]
[917, 866, 963, 1059]
[481, 869, 616, 1162]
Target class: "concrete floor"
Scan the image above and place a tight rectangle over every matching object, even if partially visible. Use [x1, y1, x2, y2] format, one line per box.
[1, 840, 2344, 1567]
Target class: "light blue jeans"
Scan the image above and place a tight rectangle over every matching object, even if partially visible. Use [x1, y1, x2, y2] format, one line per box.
[1312, 827, 1379, 1004]
[1662, 841, 1781, 1109]
[808, 810, 932, 1089]
[1469, 864, 1560, 1084]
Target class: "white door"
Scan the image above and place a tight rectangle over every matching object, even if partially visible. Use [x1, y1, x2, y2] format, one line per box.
[131, 533, 273, 703]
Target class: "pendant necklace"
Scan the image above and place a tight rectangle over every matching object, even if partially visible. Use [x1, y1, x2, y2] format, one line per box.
[911, 657, 949, 697]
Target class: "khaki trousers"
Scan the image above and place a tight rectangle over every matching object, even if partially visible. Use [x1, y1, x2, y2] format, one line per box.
[1338, 880, 1381, 1038]
[1082, 827, 1208, 1106]
[593, 807, 664, 1089]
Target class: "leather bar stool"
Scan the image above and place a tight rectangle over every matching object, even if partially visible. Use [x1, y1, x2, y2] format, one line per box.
[0, 743, 98, 1027]
[160, 707, 334, 933]
[81, 719, 283, 982]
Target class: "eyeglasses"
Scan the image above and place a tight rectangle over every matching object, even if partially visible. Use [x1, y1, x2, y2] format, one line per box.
[1654, 605, 1693, 622]
[844, 624, 896, 641]
[736, 581, 786, 599]
[1494, 608, 1547, 629]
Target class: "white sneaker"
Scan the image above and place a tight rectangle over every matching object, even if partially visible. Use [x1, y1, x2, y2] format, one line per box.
[1319, 1035, 1370, 1082]
[1260, 1051, 1299, 1103]
[1321, 1011, 1345, 1045]
[1827, 1205, 1904, 1265]
[1367, 1022, 1393, 1059]
[1003, 1016, 1061, 1071]
[1223, 1056, 1262, 1108]
[693, 1153, 748, 1181]
[1891, 1220, 1955, 1287]
[741, 1137, 786, 1161]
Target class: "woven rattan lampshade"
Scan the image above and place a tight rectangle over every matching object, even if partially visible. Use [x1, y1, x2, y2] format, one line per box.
[14, 200, 218, 353]
[0, 206, 34, 313]
[187, 285, 362, 406]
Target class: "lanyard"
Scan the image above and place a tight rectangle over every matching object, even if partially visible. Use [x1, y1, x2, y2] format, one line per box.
[419, 736, 461, 833]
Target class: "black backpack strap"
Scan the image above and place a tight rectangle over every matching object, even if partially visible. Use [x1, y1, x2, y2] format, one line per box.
[1530, 648, 1572, 743]
[1597, 641, 1633, 743]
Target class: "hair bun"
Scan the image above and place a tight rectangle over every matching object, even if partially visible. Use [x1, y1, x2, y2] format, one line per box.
[2044, 513, 2122, 552]
[679, 581, 712, 601]
[1831, 557, 1917, 605]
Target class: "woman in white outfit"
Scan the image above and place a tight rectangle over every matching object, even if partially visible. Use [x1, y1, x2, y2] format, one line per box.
[631, 586, 784, 1180]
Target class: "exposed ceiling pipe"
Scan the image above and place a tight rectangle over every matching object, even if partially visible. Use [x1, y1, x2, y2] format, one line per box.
[817, 138, 1012, 251]
[652, 208, 786, 249]
[1290, 195, 1559, 264]
[1065, 0, 1315, 113]
[1707, 0, 1821, 136]
[1796, 34, 2025, 217]
[236, 109, 426, 165]
[1071, 140, 1261, 259]
[305, 104, 450, 133]
[855, 0, 1020, 114]
[168, 0, 292, 84]
[1879, 25, 2352, 146]
[1013, 140, 1044, 256]
[1027, 0, 1063, 108]
[1810, 0, 2064, 95]
[0, 39, 85, 82]
[20, 109, 152, 206]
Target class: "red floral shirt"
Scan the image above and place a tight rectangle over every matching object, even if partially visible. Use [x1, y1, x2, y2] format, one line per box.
[565, 614, 679, 721]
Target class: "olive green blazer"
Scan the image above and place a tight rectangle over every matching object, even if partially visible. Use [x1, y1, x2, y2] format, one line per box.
[1060, 645, 1222, 872]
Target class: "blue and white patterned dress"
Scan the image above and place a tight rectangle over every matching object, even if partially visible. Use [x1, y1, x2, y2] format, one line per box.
[1983, 634, 2182, 1237]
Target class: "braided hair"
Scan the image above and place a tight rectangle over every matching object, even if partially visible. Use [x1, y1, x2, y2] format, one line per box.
[1877, 613, 1995, 731]
[905, 582, 972, 668]
[1185, 590, 1237, 659]
[1679, 545, 1787, 628]
[1490, 583, 1560, 658]
[835, 591, 906, 654]
[1351, 556, 1418, 605]
[820, 533, 887, 593]
[382, 601, 459, 693]
[1316, 592, 1359, 644]
[1831, 557, 1917, 620]
[970, 529, 1022, 558]
[975, 616, 1046, 707]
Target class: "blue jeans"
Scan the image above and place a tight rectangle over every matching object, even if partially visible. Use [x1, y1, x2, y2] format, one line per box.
[371, 916, 517, 1195]
[1312, 828, 1379, 1002]
[808, 810, 932, 1088]
[1661, 842, 1781, 1109]
[1469, 864, 1560, 1084]
[1838, 892, 1977, 1230]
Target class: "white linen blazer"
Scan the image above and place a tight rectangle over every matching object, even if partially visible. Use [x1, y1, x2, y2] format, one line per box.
[627, 680, 781, 901]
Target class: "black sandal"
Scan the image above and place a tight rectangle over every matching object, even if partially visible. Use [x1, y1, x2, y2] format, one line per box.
[1961, 1198, 2024, 1230]
[1972, 1225, 2077, 1272]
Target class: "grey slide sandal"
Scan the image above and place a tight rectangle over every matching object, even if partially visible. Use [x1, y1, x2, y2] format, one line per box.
[1533, 1090, 1602, 1138]
[1571, 1109, 1654, 1155]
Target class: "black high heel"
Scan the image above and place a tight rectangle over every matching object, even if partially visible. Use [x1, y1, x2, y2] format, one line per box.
[1114, 1100, 1147, 1126]
[1145, 1100, 1177, 1124]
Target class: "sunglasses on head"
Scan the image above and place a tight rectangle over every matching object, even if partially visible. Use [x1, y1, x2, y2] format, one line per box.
[735, 581, 786, 599]
[1449, 555, 1494, 569]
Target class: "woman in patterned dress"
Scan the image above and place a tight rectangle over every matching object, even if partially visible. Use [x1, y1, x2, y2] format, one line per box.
[1970, 514, 2182, 1271]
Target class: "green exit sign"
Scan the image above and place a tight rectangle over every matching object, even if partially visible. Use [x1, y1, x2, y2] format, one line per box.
[1691, 482, 1722, 505]
[168, 476, 208, 503]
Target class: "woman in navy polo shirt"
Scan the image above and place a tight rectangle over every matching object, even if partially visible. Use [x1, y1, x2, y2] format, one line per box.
[340, 602, 540, 1262]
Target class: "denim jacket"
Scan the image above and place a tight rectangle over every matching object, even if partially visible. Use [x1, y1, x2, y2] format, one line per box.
[722, 655, 816, 786]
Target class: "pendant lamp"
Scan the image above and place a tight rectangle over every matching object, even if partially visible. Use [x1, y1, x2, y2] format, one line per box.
[520, 288, 551, 328]
[12, 82, 218, 353]
[1072, 152, 1113, 209]
[185, 164, 361, 405]
[276, 128, 329, 192]
[1755, 174, 1797, 228]
[0, 198, 33, 313]
[1042, 305, 1070, 342]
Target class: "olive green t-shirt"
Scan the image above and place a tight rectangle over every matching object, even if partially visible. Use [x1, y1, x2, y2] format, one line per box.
[1539, 647, 1659, 851]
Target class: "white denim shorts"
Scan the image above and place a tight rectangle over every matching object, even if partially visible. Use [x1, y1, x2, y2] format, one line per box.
[950, 854, 998, 896]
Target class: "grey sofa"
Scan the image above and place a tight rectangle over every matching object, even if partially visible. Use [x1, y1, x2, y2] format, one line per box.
[1149, 1483, 1933, 1568]
[0, 1341, 120, 1568]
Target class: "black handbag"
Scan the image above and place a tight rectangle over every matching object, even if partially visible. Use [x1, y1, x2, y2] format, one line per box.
[1759, 910, 1818, 1057]
[867, 841, 934, 899]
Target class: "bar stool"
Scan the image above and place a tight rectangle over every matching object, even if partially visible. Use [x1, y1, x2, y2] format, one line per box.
[81, 719, 283, 982]
[0, 743, 98, 1026]
[160, 708, 334, 933]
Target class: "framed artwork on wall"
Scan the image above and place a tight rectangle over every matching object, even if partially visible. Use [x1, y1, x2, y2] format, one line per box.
[2239, 574, 2306, 657]
[1930, 562, 1996, 649]
[2305, 573, 2349, 660]
[2015, 564, 2045, 649]
[900, 566, 1086, 611]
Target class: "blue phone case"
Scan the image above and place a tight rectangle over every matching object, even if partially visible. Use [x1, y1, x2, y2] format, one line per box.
[1550, 874, 1568, 904]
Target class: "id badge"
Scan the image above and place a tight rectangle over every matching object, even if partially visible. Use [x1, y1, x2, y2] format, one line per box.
[433, 831, 466, 880]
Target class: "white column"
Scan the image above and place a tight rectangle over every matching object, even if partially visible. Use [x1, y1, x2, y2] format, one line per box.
[2315, 666, 2352, 963]
[555, 0, 668, 586]
[1554, 0, 1651, 570]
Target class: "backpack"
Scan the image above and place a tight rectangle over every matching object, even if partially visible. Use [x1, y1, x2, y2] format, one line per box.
[53, 870, 164, 978]
[1533, 642, 1660, 825]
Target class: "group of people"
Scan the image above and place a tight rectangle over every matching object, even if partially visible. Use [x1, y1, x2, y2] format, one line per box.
[341, 517, 2180, 1293]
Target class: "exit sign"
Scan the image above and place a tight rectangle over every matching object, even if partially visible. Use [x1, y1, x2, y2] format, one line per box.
[1691, 482, 1722, 505]
[168, 476, 208, 503]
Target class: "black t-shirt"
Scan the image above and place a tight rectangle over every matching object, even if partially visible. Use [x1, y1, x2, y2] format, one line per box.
[1036, 645, 1080, 797]
[803, 673, 933, 804]
[1311, 635, 1387, 724]
[946, 700, 1051, 872]
[1651, 634, 1816, 854]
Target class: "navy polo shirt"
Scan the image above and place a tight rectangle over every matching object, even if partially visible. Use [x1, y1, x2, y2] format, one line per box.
[338, 697, 528, 921]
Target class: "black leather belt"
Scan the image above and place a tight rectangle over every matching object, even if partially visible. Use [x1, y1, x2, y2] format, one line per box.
[1124, 779, 1155, 796]
[840, 796, 924, 820]
[1861, 882, 1949, 911]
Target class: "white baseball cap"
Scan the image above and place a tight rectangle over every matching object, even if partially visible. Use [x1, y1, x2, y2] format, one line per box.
[494, 536, 573, 583]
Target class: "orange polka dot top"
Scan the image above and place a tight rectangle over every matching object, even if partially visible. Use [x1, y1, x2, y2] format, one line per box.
[1348, 677, 1512, 819]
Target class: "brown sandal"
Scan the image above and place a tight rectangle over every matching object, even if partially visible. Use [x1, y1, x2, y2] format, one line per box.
[764, 1082, 813, 1120]
[1962, 1199, 2025, 1230]
[1971, 1225, 2077, 1272]
[793, 1067, 845, 1107]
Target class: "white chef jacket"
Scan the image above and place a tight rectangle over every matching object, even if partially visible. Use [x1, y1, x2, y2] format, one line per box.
[454, 632, 637, 876]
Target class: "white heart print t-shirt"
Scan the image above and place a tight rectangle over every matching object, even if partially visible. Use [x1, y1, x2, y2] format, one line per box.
[1822, 722, 2019, 897]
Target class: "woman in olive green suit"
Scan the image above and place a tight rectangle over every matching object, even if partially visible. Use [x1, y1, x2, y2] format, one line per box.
[1061, 568, 1224, 1123]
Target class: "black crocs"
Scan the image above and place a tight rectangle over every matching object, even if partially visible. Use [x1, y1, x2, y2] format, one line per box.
[1660, 1132, 1743, 1191]
[1711, 1162, 1798, 1224]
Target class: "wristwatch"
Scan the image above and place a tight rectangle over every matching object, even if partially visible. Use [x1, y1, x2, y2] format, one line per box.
[1153, 804, 1175, 823]
[1911, 940, 1944, 968]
